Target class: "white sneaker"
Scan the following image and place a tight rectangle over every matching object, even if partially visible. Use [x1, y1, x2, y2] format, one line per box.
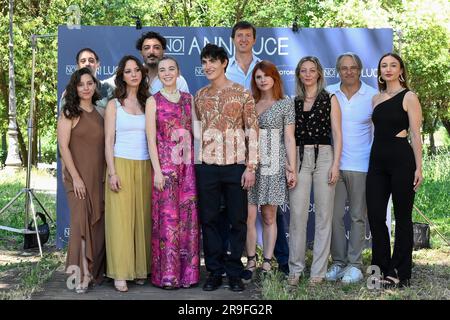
[341, 266, 363, 284]
[325, 264, 346, 281]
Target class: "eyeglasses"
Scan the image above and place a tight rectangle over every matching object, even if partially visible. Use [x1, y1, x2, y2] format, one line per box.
[340, 66, 359, 73]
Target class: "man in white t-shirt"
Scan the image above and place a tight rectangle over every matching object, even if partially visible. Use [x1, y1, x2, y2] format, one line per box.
[104, 31, 189, 94]
[325, 53, 378, 284]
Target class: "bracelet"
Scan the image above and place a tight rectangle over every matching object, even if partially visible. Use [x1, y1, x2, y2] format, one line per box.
[247, 166, 256, 174]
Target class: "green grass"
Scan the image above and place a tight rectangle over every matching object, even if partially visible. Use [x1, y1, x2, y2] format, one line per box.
[0, 251, 64, 300]
[260, 247, 450, 300]
[0, 168, 57, 250]
[0, 168, 61, 300]
[414, 150, 450, 248]
[261, 149, 450, 300]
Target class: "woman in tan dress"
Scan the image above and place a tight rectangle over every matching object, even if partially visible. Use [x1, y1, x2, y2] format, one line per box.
[58, 67, 106, 293]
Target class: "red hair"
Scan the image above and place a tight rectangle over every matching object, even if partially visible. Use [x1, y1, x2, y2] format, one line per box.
[251, 60, 284, 103]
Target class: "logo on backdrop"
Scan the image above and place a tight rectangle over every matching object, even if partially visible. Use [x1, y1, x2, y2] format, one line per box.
[65, 65, 117, 76]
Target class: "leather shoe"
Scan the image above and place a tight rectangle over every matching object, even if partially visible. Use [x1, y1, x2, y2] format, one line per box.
[202, 274, 222, 291]
[228, 276, 245, 292]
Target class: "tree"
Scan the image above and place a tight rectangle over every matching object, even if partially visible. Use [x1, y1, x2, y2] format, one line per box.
[0, 0, 448, 166]
[4, 0, 21, 167]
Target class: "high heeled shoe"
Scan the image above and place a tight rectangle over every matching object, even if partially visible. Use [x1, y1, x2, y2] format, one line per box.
[114, 280, 128, 292]
[261, 257, 272, 274]
[241, 254, 258, 284]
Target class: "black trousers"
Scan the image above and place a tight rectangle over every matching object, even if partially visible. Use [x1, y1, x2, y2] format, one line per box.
[366, 138, 416, 280]
[196, 163, 247, 277]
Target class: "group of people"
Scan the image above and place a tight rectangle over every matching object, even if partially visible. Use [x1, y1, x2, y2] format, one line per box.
[58, 21, 423, 294]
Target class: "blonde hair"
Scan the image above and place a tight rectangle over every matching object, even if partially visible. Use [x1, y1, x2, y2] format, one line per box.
[294, 56, 326, 100]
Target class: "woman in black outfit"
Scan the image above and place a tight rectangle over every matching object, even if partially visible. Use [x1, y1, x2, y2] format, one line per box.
[367, 53, 423, 288]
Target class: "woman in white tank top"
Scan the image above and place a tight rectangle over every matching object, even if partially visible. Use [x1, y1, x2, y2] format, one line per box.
[104, 55, 152, 292]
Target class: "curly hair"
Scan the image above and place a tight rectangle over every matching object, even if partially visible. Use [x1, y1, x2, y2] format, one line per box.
[114, 55, 149, 112]
[62, 68, 100, 119]
[135, 31, 167, 51]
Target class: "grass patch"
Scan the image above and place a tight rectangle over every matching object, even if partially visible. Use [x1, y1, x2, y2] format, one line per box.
[413, 150, 450, 248]
[261, 247, 449, 300]
[0, 250, 64, 300]
[0, 168, 56, 250]
[0, 168, 62, 300]
[262, 150, 449, 300]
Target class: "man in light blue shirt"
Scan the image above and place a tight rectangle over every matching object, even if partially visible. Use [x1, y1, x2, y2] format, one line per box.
[225, 22, 261, 90]
[325, 53, 378, 284]
[221, 21, 290, 280]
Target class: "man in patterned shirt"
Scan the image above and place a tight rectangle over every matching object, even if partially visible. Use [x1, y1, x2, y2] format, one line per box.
[194, 43, 259, 292]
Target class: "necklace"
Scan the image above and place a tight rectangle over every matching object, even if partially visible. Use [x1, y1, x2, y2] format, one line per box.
[385, 87, 404, 96]
[160, 87, 180, 103]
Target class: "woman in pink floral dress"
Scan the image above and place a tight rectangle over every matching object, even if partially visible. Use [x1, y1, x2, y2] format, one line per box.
[145, 56, 199, 289]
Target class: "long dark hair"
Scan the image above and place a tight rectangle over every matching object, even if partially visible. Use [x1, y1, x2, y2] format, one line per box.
[114, 55, 149, 112]
[377, 52, 409, 91]
[62, 67, 99, 119]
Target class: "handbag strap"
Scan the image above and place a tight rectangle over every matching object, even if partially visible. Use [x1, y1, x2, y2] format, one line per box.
[28, 212, 47, 228]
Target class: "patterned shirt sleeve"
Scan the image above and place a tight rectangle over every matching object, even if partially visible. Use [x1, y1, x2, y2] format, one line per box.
[242, 90, 259, 170]
[284, 97, 296, 126]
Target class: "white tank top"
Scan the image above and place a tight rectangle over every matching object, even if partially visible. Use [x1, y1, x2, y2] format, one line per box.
[113, 99, 150, 160]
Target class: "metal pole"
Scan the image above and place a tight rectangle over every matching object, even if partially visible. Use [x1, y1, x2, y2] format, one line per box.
[24, 35, 37, 228]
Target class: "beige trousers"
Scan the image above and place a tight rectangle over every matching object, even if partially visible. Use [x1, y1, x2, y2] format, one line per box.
[105, 157, 152, 280]
[288, 145, 336, 278]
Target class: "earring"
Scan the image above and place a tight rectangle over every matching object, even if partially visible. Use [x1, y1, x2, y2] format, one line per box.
[399, 74, 405, 82]
[378, 76, 385, 84]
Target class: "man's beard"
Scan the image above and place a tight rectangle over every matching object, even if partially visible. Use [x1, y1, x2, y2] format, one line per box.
[146, 61, 158, 70]
[145, 55, 159, 70]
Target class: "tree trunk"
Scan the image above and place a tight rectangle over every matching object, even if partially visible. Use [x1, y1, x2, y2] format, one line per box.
[428, 132, 436, 155]
[5, 0, 22, 167]
[17, 119, 27, 165]
[182, 0, 191, 26]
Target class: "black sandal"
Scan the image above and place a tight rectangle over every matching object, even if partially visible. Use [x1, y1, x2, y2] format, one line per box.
[381, 276, 400, 289]
[241, 254, 258, 283]
[261, 257, 272, 273]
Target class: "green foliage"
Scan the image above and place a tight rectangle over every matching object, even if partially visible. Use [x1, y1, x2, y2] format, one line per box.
[39, 131, 56, 164]
[0, 0, 449, 165]
[391, 0, 450, 136]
